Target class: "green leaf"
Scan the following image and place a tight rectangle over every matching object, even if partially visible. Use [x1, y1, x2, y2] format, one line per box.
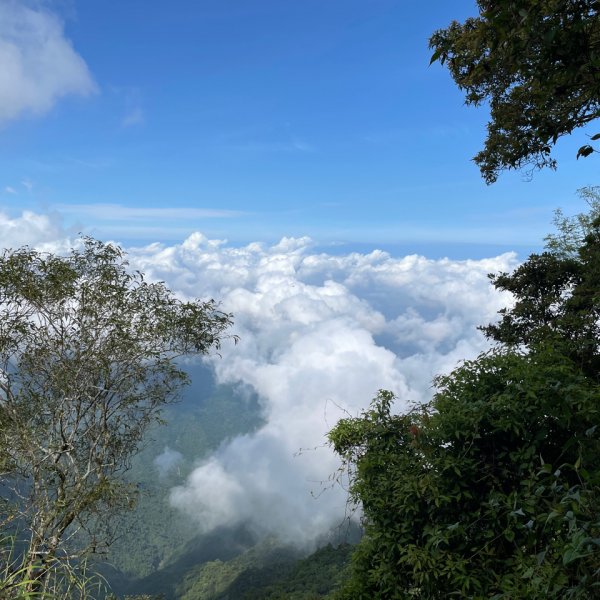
[429, 48, 444, 65]
[577, 145, 594, 159]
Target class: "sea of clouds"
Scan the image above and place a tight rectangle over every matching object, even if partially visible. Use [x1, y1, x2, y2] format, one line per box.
[127, 233, 518, 545]
[4, 215, 518, 546]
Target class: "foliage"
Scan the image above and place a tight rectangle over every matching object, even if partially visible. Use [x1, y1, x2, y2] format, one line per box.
[0, 238, 233, 589]
[545, 187, 600, 258]
[429, 1, 600, 183]
[329, 203, 600, 598]
[222, 543, 352, 600]
[175, 539, 351, 600]
[0, 534, 105, 599]
[481, 191, 600, 379]
[174, 538, 298, 600]
[106, 595, 165, 600]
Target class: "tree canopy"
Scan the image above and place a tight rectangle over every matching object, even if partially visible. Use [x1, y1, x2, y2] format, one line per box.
[329, 200, 600, 598]
[429, 1, 600, 183]
[0, 238, 234, 592]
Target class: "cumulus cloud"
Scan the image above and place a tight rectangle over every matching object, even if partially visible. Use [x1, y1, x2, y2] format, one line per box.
[0, 1, 96, 124]
[0, 210, 70, 250]
[126, 233, 518, 545]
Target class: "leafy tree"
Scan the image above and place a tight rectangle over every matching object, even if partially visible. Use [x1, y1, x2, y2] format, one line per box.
[481, 189, 600, 378]
[429, 1, 600, 183]
[544, 187, 600, 258]
[0, 238, 234, 590]
[329, 203, 600, 598]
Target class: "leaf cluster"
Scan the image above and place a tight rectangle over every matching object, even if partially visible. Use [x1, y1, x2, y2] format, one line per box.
[430, 1, 600, 182]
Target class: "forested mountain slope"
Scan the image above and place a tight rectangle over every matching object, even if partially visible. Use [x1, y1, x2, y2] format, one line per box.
[102, 364, 353, 599]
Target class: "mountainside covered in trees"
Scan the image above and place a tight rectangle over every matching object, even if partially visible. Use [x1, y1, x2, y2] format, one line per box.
[101, 365, 355, 600]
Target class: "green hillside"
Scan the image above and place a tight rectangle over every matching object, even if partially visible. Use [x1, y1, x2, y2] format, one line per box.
[177, 541, 352, 600]
[101, 364, 353, 599]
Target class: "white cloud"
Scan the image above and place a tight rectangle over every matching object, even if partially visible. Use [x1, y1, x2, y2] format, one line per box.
[0, 210, 69, 249]
[126, 234, 518, 546]
[4, 186, 16, 194]
[0, 0, 96, 124]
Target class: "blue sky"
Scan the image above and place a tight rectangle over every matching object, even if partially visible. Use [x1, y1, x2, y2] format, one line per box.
[0, 0, 597, 258]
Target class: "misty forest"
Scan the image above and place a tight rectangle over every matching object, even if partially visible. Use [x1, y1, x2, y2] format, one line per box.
[2, 1, 600, 599]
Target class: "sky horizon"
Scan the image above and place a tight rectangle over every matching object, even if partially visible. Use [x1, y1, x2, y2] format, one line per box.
[1, 0, 597, 260]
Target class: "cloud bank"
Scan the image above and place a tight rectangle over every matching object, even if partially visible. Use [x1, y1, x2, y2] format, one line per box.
[0, 0, 96, 124]
[126, 233, 518, 545]
[0, 214, 518, 545]
[0, 210, 68, 249]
